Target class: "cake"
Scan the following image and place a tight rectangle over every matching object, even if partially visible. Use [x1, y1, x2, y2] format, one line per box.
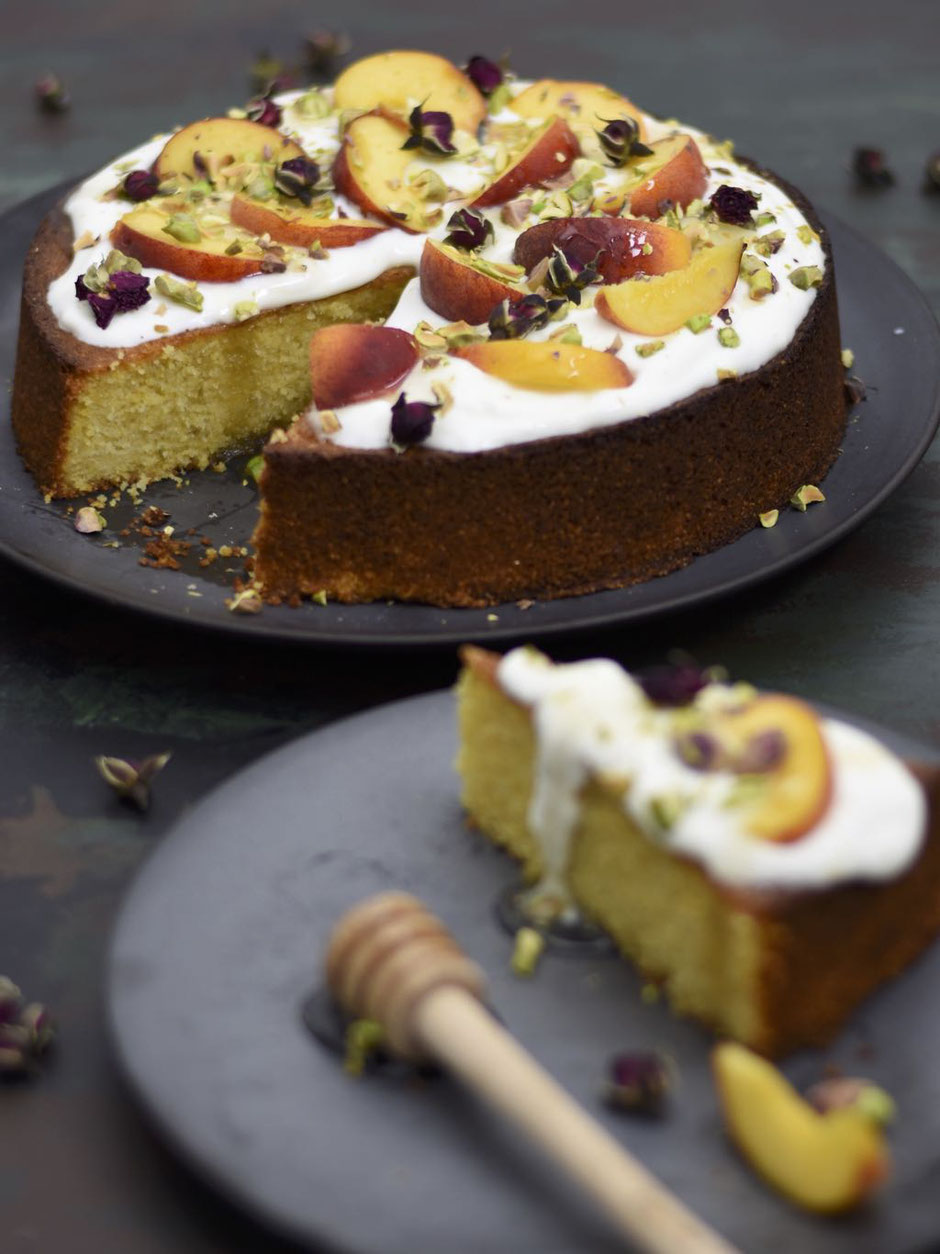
[11, 50, 846, 607]
[456, 646, 940, 1057]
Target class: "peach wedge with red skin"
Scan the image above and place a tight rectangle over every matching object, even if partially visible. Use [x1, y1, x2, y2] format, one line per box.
[454, 341, 633, 392]
[714, 694, 832, 843]
[332, 50, 486, 134]
[713, 1042, 890, 1214]
[420, 240, 526, 325]
[309, 325, 418, 410]
[332, 112, 435, 234]
[596, 238, 745, 337]
[153, 117, 306, 183]
[110, 208, 266, 282]
[513, 217, 691, 283]
[595, 134, 708, 218]
[510, 79, 647, 142]
[470, 116, 580, 209]
[229, 194, 387, 248]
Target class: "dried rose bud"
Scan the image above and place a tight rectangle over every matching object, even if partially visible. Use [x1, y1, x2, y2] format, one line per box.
[444, 207, 494, 251]
[596, 117, 652, 167]
[304, 30, 351, 79]
[545, 245, 601, 305]
[924, 151, 940, 192]
[246, 94, 282, 128]
[95, 751, 171, 811]
[488, 293, 565, 341]
[638, 661, 710, 707]
[402, 104, 456, 157]
[35, 72, 69, 114]
[122, 169, 159, 202]
[853, 147, 894, 188]
[390, 393, 440, 447]
[108, 270, 151, 313]
[735, 729, 786, 773]
[464, 54, 503, 96]
[709, 184, 759, 226]
[275, 156, 321, 205]
[604, 1052, 671, 1115]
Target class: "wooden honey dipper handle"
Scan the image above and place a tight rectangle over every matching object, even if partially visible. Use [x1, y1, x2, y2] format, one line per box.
[326, 893, 740, 1254]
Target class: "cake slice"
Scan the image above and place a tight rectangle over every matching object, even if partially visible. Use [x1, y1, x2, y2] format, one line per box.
[456, 646, 940, 1057]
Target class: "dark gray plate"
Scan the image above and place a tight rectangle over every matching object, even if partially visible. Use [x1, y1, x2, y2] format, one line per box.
[2, 188, 938, 647]
[108, 690, 940, 1254]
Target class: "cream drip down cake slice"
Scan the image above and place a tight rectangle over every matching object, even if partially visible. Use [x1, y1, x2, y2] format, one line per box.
[456, 646, 940, 1057]
[12, 50, 845, 607]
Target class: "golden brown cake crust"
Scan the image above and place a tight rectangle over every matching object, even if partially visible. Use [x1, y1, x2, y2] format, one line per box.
[254, 212, 845, 607]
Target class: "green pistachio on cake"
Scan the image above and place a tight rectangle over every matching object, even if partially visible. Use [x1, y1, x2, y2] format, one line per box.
[790, 484, 826, 511]
[161, 213, 202, 244]
[685, 313, 712, 334]
[717, 326, 740, 348]
[635, 340, 665, 357]
[154, 274, 204, 312]
[789, 265, 823, 291]
[511, 926, 545, 977]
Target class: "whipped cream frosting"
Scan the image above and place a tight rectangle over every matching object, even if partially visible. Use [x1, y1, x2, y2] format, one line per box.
[496, 648, 926, 894]
[47, 80, 826, 456]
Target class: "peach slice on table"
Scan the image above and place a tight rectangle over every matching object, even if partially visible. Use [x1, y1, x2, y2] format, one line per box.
[332, 50, 487, 134]
[712, 1042, 890, 1214]
[595, 238, 744, 336]
[110, 208, 266, 282]
[454, 341, 633, 392]
[419, 239, 526, 325]
[229, 194, 387, 248]
[332, 112, 436, 234]
[153, 117, 306, 184]
[595, 134, 709, 218]
[714, 694, 832, 842]
[470, 116, 580, 209]
[510, 79, 647, 141]
[309, 325, 419, 410]
[513, 217, 691, 283]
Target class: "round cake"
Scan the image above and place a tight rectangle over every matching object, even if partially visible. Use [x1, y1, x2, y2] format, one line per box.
[10, 50, 846, 607]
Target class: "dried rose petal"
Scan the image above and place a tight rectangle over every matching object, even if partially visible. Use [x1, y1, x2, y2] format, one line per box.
[275, 156, 321, 205]
[596, 117, 652, 167]
[709, 185, 759, 226]
[464, 55, 503, 96]
[123, 169, 159, 201]
[390, 393, 440, 447]
[86, 292, 117, 329]
[402, 104, 456, 157]
[35, 72, 69, 114]
[246, 95, 282, 128]
[637, 662, 710, 707]
[108, 270, 151, 313]
[853, 147, 894, 188]
[488, 293, 565, 341]
[605, 1052, 671, 1115]
[304, 30, 351, 79]
[444, 207, 494, 251]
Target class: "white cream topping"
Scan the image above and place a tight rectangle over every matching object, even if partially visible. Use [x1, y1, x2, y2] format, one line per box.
[47, 81, 825, 456]
[497, 648, 926, 893]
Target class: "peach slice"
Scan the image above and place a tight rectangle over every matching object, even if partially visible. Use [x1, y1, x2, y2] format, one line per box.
[229, 194, 387, 248]
[513, 217, 691, 283]
[153, 117, 306, 184]
[595, 134, 709, 219]
[714, 695, 832, 842]
[110, 208, 266, 282]
[470, 116, 580, 208]
[454, 341, 633, 392]
[332, 50, 486, 133]
[332, 112, 434, 234]
[420, 239, 526, 325]
[713, 1042, 890, 1214]
[510, 79, 647, 141]
[309, 324, 418, 410]
[595, 238, 744, 336]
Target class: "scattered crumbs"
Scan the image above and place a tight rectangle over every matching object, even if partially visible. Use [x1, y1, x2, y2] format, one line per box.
[516, 599, 534, 610]
[759, 509, 779, 528]
[312, 589, 328, 606]
[511, 927, 545, 977]
[841, 347, 855, 369]
[791, 484, 826, 511]
[211, 461, 226, 473]
[486, 612, 499, 622]
[893, 327, 905, 336]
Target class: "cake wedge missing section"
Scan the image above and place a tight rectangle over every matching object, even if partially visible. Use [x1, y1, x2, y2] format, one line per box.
[456, 646, 940, 1057]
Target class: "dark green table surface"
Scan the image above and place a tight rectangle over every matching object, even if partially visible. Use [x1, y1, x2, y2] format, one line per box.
[1, 2, 937, 1250]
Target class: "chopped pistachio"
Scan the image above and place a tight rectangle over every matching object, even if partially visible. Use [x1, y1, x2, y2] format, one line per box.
[317, 409, 341, 435]
[717, 326, 740, 348]
[224, 239, 244, 256]
[438, 320, 485, 349]
[723, 774, 768, 809]
[537, 190, 574, 220]
[640, 241, 654, 256]
[841, 347, 855, 369]
[74, 506, 105, 534]
[511, 927, 545, 977]
[471, 256, 525, 282]
[789, 265, 823, 290]
[759, 509, 779, 528]
[751, 230, 786, 257]
[686, 313, 712, 334]
[790, 483, 826, 511]
[72, 229, 97, 252]
[245, 455, 264, 484]
[487, 82, 513, 114]
[796, 224, 819, 246]
[292, 88, 330, 119]
[754, 211, 777, 227]
[855, 1085, 897, 1127]
[431, 380, 454, 413]
[161, 214, 201, 244]
[312, 589, 328, 606]
[741, 253, 775, 299]
[343, 1018, 385, 1076]
[548, 324, 583, 346]
[154, 273, 204, 312]
[414, 321, 449, 352]
[649, 794, 687, 831]
[636, 340, 665, 358]
[105, 248, 142, 275]
[717, 368, 737, 381]
[233, 299, 259, 322]
[408, 167, 448, 203]
[226, 587, 263, 614]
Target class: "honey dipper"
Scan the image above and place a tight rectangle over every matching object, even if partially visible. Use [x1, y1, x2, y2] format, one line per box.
[325, 891, 740, 1254]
